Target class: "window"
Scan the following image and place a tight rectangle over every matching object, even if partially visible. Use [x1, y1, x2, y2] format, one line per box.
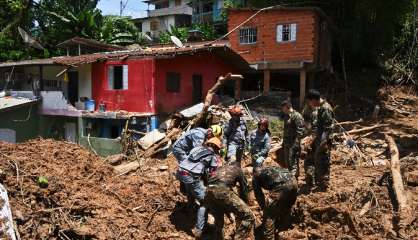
[155, 0, 169, 9]
[277, 24, 297, 42]
[239, 27, 257, 44]
[166, 72, 181, 92]
[108, 65, 128, 90]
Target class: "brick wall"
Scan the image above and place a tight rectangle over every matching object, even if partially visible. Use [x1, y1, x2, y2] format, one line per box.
[228, 9, 319, 64]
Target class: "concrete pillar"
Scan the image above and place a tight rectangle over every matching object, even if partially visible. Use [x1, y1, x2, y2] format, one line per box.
[234, 78, 242, 100]
[299, 67, 306, 109]
[263, 69, 270, 96]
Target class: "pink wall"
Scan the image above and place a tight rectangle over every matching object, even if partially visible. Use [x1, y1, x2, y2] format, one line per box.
[92, 58, 156, 113]
[155, 52, 236, 113]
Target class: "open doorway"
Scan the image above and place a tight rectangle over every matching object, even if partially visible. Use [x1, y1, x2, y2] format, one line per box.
[67, 71, 79, 106]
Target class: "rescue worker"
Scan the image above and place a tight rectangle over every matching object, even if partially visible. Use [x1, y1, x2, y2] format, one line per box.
[305, 89, 335, 191]
[280, 100, 305, 178]
[223, 105, 247, 162]
[204, 161, 255, 239]
[253, 166, 298, 240]
[177, 137, 221, 238]
[248, 118, 271, 167]
[172, 125, 223, 164]
[302, 104, 318, 187]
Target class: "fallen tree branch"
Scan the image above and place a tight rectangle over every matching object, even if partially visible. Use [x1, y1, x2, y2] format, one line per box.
[336, 119, 363, 126]
[190, 73, 243, 127]
[345, 124, 389, 135]
[146, 204, 161, 229]
[384, 134, 413, 233]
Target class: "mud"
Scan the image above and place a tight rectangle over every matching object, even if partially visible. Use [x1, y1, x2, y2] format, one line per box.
[0, 87, 417, 239]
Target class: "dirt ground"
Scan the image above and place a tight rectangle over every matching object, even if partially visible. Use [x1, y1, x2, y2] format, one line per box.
[0, 87, 417, 239]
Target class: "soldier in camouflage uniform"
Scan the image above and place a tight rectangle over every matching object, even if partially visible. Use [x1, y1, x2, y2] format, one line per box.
[280, 100, 305, 179]
[204, 161, 255, 239]
[306, 90, 335, 191]
[253, 166, 298, 240]
[223, 105, 248, 163]
[248, 118, 271, 167]
[302, 104, 318, 187]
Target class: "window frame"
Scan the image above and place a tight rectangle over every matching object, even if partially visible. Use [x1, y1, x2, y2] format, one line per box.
[107, 64, 128, 90]
[239, 26, 258, 45]
[277, 23, 297, 43]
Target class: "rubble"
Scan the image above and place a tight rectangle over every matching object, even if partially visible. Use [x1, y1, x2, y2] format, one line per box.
[0, 87, 416, 240]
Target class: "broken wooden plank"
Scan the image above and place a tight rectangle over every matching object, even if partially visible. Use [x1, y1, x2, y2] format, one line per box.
[114, 161, 140, 175]
[114, 128, 182, 175]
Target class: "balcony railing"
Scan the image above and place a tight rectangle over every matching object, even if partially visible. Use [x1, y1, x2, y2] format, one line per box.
[149, 5, 193, 17]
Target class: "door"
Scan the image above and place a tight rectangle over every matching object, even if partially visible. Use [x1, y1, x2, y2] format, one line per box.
[192, 74, 202, 104]
[67, 71, 79, 106]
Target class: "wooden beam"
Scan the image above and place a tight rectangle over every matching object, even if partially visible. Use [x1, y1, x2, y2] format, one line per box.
[299, 67, 306, 109]
[263, 69, 270, 96]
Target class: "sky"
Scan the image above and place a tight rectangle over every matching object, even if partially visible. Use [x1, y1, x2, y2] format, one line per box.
[97, 0, 149, 19]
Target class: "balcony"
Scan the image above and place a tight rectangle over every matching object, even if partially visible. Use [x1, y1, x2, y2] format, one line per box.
[149, 5, 193, 17]
[192, 8, 223, 24]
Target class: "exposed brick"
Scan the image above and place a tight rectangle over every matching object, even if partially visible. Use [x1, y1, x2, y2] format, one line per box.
[228, 9, 323, 64]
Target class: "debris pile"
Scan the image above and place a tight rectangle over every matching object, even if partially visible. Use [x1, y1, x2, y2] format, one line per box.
[0, 87, 416, 240]
[0, 139, 191, 239]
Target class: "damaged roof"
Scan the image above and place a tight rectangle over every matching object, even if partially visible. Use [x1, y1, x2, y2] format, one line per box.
[0, 41, 250, 70]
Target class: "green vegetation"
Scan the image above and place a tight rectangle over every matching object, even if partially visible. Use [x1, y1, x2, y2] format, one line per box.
[159, 24, 218, 44]
[0, 0, 143, 61]
[246, 0, 417, 87]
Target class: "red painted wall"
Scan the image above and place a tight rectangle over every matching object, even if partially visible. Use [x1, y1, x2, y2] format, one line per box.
[228, 9, 318, 64]
[91, 58, 156, 113]
[155, 52, 235, 113]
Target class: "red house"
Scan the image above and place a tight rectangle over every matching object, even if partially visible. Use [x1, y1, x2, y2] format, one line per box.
[52, 42, 247, 116]
[228, 7, 332, 107]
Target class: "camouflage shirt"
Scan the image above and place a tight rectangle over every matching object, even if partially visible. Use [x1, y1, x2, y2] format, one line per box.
[283, 110, 305, 145]
[302, 105, 318, 135]
[208, 163, 249, 202]
[252, 167, 295, 208]
[316, 100, 335, 138]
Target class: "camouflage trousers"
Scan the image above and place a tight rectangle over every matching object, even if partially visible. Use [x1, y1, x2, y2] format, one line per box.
[204, 185, 255, 240]
[283, 143, 301, 179]
[304, 140, 316, 186]
[263, 180, 298, 240]
[313, 138, 331, 189]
